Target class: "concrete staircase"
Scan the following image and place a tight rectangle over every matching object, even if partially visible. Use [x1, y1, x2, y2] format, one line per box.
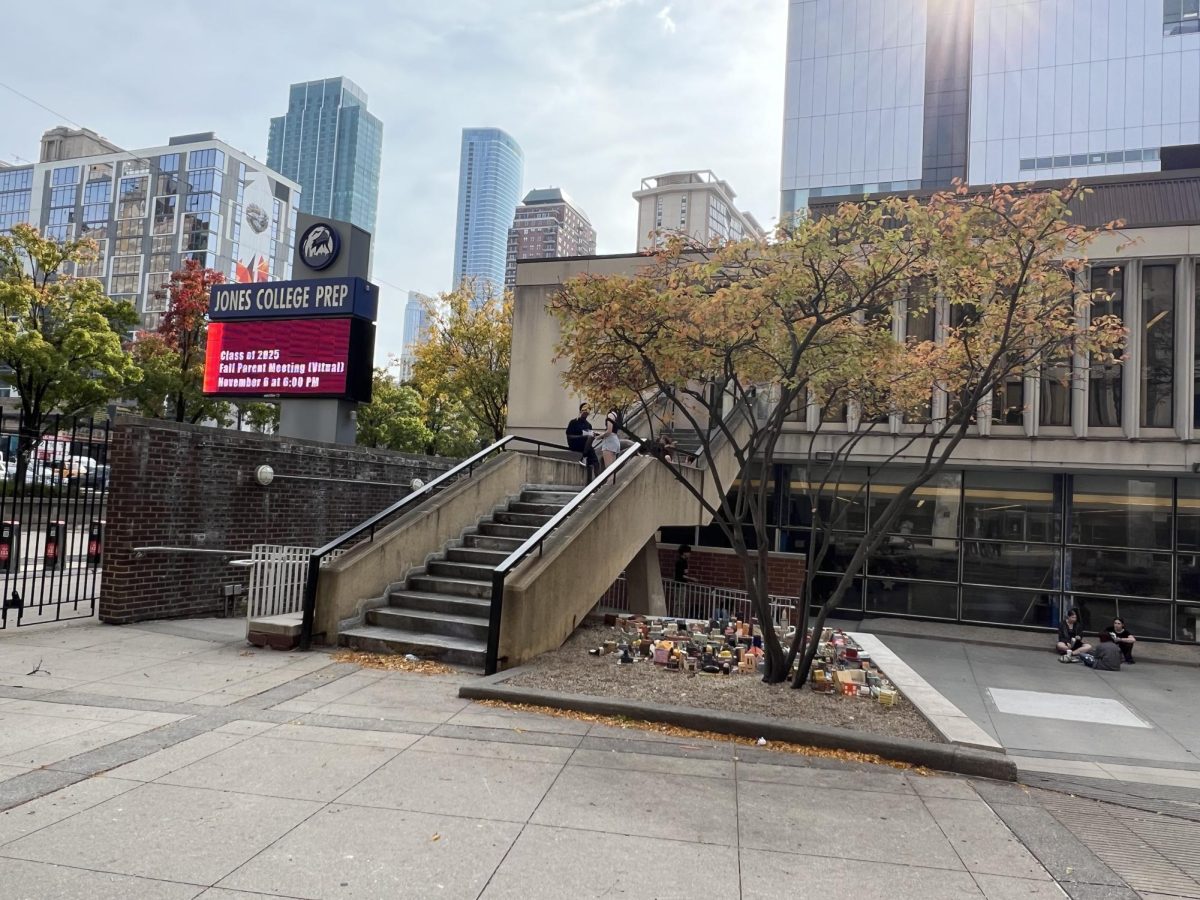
[338, 484, 580, 669]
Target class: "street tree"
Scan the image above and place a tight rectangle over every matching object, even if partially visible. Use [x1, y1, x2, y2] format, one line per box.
[412, 283, 511, 442]
[357, 367, 433, 452]
[0, 224, 140, 476]
[551, 184, 1125, 685]
[129, 259, 228, 424]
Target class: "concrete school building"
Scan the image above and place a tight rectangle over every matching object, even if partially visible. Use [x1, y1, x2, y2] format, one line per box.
[506, 168, 1200, 645]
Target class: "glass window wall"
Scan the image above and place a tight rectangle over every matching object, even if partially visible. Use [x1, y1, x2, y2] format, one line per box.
[1140, 264, 1176, 428]
[1070, 475, 1173, 550]
[1088, 265, 1124, 428]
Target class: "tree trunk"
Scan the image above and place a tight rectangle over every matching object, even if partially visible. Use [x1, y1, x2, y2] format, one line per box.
[740, 552, 787, 683]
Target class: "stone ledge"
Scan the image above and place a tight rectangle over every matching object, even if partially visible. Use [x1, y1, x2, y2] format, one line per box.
[458, 675, 1017, 782]
[247, 612, 302, 651]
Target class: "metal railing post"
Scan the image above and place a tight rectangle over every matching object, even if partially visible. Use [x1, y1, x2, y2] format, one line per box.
[299, 553, 321, 651]
[485, 570, 505, 676]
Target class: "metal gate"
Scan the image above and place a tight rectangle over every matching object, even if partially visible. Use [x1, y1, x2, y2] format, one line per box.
[246, 544, 344, 621]
[0, 414, 109, 629]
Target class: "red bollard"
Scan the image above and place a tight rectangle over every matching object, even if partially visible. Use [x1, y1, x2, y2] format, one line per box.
[44, 520, 65, 571]
[0, 521, 19, 573]
[87, 520, 104, 568]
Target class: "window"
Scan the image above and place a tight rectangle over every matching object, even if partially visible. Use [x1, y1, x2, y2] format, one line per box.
[153, 196, 177, 235]
[1194, 262, 1200, 429]
[116, 219, 145, 238]
[1088, 266, 1124, 427]
[49, 185, 76, 207]
[114, 238, 142, 255]
[158, 153, 180, 173]
[1141, 264, 1176, 428]
[0, 169, 32, 191]
[111, 256, 140, 276]
[1040, 350, 1072, 427]
[1165, 0, 1200, 34]
[109, 274, 140, 294]
[51, 166, 80, 186]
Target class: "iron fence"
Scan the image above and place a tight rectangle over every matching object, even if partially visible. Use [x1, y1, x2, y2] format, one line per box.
[597, 575, 794, 628]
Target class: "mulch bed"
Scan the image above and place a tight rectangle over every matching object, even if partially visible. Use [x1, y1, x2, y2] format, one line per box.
[507, 622, 941, 743]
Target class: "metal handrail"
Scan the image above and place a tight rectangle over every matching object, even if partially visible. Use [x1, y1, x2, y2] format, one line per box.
[484, 440, 643, 674]
[297, 433, 574, 649]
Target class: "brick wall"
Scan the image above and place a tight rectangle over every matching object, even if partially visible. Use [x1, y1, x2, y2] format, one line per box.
[657, 545, 806, 597]
[99, 417, 454, 624]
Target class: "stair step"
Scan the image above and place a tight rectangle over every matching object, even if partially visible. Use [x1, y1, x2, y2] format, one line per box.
[339, 626, 485, 669]
[494, 511, 554, 527]
[389, 590, 491, 617]
[427, 560, 497, 581]
[508, 501, 567, 516]
[522, 483, 583, 493]
[464, 533, 525, 552]
[409, 575, 492, 599]
[520, 490, 577, 504]
[368, 607, 489, 641]
[446, 547, 510, 566]
[478, 522, 539, 540]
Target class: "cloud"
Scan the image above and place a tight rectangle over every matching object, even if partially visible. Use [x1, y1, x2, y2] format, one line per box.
[556, 0, 640, 23]
[657, 5, 676, 33]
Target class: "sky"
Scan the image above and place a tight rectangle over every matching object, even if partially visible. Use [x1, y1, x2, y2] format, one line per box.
[0, 0, 787, 362]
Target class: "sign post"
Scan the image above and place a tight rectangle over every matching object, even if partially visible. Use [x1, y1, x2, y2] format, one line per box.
[203, 215, 376, 446]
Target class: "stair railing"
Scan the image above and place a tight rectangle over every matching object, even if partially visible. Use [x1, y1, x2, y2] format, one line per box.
[298, 435, 573, 650]
[484, 439, 643, 675]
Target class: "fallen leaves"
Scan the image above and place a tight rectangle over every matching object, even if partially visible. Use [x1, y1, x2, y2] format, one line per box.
[331, 650, 457, 676]
[475, 699, 930, 773]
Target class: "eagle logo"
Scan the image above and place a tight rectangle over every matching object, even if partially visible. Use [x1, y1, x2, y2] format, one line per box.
[299, 223, 340, 270]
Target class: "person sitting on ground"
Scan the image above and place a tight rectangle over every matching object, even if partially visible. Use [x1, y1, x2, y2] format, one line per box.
[1056, 608, 1093, 663]
[1104, 617, 1136, 665]
[565, 402, 599, 476]
[1086, 630, 1122, 671]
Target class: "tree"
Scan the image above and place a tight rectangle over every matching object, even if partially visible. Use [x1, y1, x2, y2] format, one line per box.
[412, 282, 511, 442]
[128, 259, 228, 424]
[551, 184, 1125, 685]
[0, 224, 140, 477]
[357, 368, 433, 452]
[235, 401, 279, 434]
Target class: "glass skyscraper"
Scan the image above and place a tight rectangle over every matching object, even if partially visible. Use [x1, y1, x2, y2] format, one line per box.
[268, 77, 383, 235]
[781, 0, 1200, 215]
[452, 128, 524, 300]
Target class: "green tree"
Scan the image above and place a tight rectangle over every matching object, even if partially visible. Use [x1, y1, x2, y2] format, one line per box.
[235, 401, 279, 434]
[357, 368, 433, 452]
[422, 391, 482, 457]
[128, 259, 228, 424]
[412, 283, 511, 441]
[0, 224, 140, 476]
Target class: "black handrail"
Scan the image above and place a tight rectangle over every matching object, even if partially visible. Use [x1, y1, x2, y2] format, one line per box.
[484, 439, 643, 674]
[297, 433, 574, 649]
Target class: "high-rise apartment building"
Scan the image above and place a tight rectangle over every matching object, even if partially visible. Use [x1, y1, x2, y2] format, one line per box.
[781, 0, 1200, 215]
[452, 128, 524, 300]
[268, 77, 383, 235]
[504, 188, 596, 287]
[0, 128, 299, 330]
[399, 290, 434, 380]
[633, 171, 766, 251]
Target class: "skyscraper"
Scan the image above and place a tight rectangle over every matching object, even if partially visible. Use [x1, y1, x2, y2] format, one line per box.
[399, 290, 433, 380]
[781, 0, 1200, 215]
[452, 128, 524, 299]
[268, 77, 383, 235]
[504, 188, 596, 287]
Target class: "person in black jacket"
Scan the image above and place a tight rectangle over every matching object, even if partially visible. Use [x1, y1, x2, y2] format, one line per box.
[1056, 608, 1093, 663]
[565, 402, 599, 477]
[1104, 617, 1136, 664]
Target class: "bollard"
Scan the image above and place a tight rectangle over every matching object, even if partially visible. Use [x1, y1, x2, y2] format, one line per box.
[0, 520, 20, 574]
[87, 520, 104, 568]
[44, 520, 65, 571]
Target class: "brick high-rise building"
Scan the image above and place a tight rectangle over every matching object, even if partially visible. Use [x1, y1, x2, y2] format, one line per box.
[504, 188, 596, 288]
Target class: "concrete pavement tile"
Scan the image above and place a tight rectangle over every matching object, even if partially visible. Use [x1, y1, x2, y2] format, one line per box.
[0, 712, 106, 758]
[972, 873, 1077, 899]
[219, 803, 520, 900]
[532, 765, 738, 846]
[157, 735, 399, 802]
[0, 673, 89, 692]
[409, 734, 574, 764]
[103, 660, 280, 693]
[923, 797, 1050, 879]
[1013, 756, 1113, 779]
[1061, 885, 1140, 899]
[340, 749, 563, 822]
[570, 746, 734, 779]
[740, 848, 982, 900]
[75, 680, 209, 704]
[576, 734, 732, 761]
[211, 720, 278, 737]
[318, 700, 467, 724]
[736, 761, 915, 795]
[0, 699, 144, 722]
[0, 769, 85, 814]
[480, 823, 740, 899]
[0, 775, 138, 844]
[2, 782, 321, 884]
[738, 780, 964, 870]
[125, 711, 191, 727]
[0, 647, 146, 681]
[433, 722, 584, 749]
[971, 779, 1040, 807]
[195, 891, 304, 900]
[0, 720, 154, 768]
[0, 622, 128, 651]
[986, 803, 1126, 886]
[269, 699, 324, 714]
[908, 775, 980, 800]
[0, 764, 31, 784]
[99, 732, 248, 782]
[335, 676, 468, 708]
[267, 723, 423, 750]
[274, 670, 382, 704]
[194, 668, 319, 704]
[1097, 763, 1200, 788]
[0, 857, 202, 900]
[448, 708, 593, 735]
[290, 712, 438, 736]
[1135, 894, 1200, 900]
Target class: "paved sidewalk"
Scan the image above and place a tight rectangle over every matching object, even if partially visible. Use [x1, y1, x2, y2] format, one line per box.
[0, 617, 1136, 899]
